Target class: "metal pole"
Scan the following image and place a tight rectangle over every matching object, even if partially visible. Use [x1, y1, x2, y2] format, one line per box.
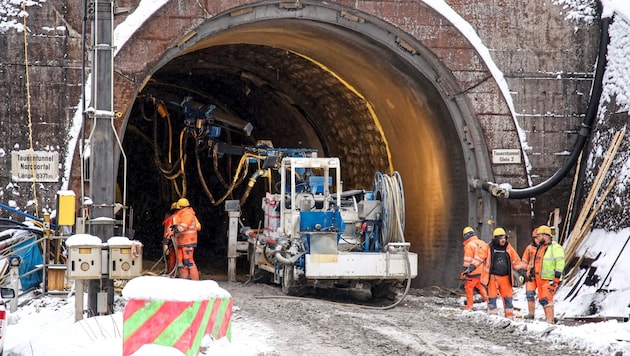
[227, 210, 240, 282]
[75, 280, 84, 322]
[9, 264, 19, 313]
[88, 0, 115, 315]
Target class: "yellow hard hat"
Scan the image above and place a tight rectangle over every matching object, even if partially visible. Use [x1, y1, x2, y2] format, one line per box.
[537, 225, 552, 236]
[462, 226, 475, 239]
[493, 227, 507, 237]
[170, 202, 179, 210]
[177, 197, 190, 208]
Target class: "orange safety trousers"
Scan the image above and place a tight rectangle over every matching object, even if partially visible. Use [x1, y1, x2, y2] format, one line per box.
[535, 275, 555, 306]
[176, 244, 199, 280]
[486, 274, 515, 317]
[166, 246, 176, 276]
[463, 276, 488, 309]
[525, 280, 537, 301]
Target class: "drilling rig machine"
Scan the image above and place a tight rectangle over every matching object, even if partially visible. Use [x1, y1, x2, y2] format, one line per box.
[237, 152, 418, 299]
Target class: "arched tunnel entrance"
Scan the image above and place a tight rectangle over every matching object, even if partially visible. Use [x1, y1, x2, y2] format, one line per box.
[117, 4, 496, 288]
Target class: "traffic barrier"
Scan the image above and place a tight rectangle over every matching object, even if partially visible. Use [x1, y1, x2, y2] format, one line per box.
[122, 276, 232, 356]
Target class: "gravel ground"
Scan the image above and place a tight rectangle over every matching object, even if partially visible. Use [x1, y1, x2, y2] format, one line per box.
[217, 280, 602, 356]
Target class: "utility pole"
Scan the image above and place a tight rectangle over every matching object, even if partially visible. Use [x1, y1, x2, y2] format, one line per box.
[87, 0, 116, 315]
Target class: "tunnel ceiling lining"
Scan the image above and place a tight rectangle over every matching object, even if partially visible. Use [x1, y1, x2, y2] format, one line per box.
[145, 16, 449, 187]
[134, 2, 487, 226]
[147, 42, 390, 187]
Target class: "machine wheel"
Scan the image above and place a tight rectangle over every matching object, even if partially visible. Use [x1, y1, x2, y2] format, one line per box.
[281, 265, 306, 296]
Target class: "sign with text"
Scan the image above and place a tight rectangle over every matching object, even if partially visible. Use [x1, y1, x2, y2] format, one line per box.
[11, 150, 59, 182]
[492, 149, 521, 164]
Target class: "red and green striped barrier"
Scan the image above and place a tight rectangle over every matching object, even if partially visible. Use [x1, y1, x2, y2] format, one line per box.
[122, 276, 232, 356]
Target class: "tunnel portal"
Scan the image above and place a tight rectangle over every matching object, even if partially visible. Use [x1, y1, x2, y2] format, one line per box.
[118, 3, 500, 287]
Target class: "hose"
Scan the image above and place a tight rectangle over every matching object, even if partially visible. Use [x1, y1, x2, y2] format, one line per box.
[240, 169, 271, 205]
[170, 233, 180, 277]
[273, 249, 294, 266]
[361, 248, 412, 311]
[481, 17, 611, 199]
[373, 171, 405, 244]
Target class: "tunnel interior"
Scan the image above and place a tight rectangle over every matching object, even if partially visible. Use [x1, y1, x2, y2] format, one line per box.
[120, 17, 471, 286]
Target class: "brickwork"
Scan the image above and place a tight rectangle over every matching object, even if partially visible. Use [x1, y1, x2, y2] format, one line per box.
[0, 0, 601, 286]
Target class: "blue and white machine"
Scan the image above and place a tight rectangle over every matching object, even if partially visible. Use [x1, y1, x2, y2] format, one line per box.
[241, 156, 418, 298]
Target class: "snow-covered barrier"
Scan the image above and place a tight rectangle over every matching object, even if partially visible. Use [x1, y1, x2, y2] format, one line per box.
[121, 276, 232, 356]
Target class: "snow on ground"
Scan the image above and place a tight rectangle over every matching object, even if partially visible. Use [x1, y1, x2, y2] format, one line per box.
[3, 278, 275, 356]
[511, 288, 630, 353]
[1, 0, 630, 354]
[3, 280, 630, 356]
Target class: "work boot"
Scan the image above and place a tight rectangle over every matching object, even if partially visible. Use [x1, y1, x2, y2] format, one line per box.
[544, 305, 555, 324]
[524, 300, 536, 319]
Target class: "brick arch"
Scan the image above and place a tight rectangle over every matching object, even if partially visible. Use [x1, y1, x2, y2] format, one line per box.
[89, 0, 525, 287]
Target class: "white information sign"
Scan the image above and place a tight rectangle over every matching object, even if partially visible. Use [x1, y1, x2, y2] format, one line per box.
[11, 150, 59, 182]
[492, 149, 521, 164]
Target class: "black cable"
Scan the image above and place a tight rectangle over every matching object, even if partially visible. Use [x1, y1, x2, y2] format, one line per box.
[482, 17, 611, 199]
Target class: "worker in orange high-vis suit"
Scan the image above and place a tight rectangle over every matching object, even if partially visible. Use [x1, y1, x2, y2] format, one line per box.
[479, 227, 526, 318]
[533, 224, 565, 324]
[459, 226, 489, 310]
[521, 228, 539, 319]
[171, 197, 201, 280]
[162, 202, 179, 277]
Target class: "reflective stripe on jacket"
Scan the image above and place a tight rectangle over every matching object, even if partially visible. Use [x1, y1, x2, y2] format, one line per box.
[521, 243, 537, 275]
[172, 207, 201, 245]
[462, 236, 486, 276]
[540, 241, 565, 280]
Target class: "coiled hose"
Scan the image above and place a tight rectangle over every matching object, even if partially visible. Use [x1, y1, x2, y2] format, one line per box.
[373, 171, 405, 244]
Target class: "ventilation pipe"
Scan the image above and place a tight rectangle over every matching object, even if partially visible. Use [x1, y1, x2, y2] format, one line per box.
[481, 17, 611, 199]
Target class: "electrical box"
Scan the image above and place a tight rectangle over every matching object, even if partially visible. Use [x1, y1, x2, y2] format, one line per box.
[57, 190, 76, 227]
[358, 200, 382, 220]
[107, 236, 143, 279]
[66, 234, 103, 279]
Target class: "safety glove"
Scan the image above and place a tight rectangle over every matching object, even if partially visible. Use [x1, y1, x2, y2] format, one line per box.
[549, 277, 560, 293]
[525, 269, 534, 282]
[460, 264, 476, 280]
[516, 269, 527, 284]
